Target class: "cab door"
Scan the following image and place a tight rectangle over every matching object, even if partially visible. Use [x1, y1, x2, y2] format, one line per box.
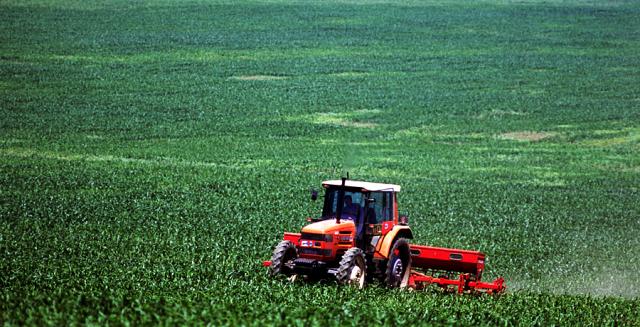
[363, 191, 394, 252]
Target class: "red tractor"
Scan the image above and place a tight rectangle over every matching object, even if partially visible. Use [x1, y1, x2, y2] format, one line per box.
[263, 178, 505, 293]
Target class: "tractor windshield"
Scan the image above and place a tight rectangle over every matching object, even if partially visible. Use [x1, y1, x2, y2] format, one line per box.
[321, 187, 393, 223]
[321, 188, 365, 221]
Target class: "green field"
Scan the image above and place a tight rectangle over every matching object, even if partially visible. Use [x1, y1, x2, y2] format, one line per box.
[1, 0, 639, 325]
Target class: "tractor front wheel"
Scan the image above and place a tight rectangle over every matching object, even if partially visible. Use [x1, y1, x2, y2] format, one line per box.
[269, 240, 297, 277]
[385, 238, 411, 288]
[336, 247, 366, 289]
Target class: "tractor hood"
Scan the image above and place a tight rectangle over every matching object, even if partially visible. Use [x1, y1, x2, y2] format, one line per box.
[302, 219, 355, 235]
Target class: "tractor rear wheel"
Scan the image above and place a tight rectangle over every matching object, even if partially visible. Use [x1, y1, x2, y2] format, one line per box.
[385, 238, 411, 288]
[336, 247, 366, 289]
[269, 240, 297, 277]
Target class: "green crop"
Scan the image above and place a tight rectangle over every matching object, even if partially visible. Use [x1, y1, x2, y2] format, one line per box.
[1, 0, 639, 325]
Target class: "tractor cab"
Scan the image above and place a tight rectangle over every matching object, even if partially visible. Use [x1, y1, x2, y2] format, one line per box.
[320, 181, 397, 222]
[319, 180, 399, 248]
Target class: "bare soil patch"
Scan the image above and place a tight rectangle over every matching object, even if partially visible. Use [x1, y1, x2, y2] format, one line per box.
[229, 75, 287, 81]
[312, 112, 377, 128]
[500, 131, 556, 141]
[330, 71, 370, 78]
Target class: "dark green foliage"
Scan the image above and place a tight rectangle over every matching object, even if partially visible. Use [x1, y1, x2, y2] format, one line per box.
[1, 0, 639, 325]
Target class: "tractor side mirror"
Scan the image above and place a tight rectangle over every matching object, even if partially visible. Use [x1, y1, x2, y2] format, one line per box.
[399, 214, 409, 225]
[310, 189, 318, 201]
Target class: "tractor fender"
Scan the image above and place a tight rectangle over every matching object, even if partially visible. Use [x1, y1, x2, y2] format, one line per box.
[376, 225, 413, 258]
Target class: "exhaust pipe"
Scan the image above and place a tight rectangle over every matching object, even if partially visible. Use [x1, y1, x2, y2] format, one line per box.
[335, 176, 347, 224]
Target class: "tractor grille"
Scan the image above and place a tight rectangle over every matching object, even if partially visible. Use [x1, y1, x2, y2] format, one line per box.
[298, 248, 332, 256]
[301, 232, 332, 242]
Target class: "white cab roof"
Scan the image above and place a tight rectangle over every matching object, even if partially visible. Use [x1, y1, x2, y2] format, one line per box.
[322, 180, 401, 192]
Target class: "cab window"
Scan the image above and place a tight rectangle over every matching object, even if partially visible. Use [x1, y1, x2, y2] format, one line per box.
[368, 191, 393, 223]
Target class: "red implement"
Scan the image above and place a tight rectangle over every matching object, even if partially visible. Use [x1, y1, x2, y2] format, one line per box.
[408, 244, 505, 294]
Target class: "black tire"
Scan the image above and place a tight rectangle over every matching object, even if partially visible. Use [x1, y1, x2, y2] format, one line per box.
[385, 238, 411, 288]
[269, 240, 297, 277]
[336, 247, 366, 289]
